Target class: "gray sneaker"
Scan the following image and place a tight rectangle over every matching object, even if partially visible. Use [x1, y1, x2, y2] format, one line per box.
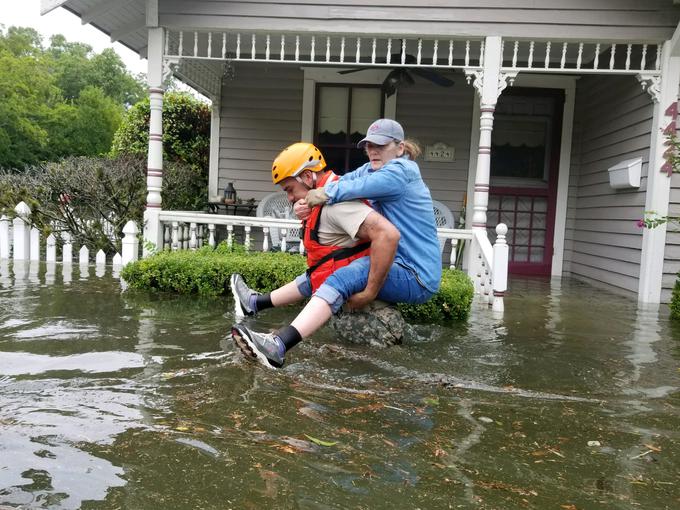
[230, 273, 258, 320]
[231, 325, 285, 369]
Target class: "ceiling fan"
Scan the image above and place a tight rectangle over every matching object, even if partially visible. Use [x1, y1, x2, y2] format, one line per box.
[338, 49, 455, 97]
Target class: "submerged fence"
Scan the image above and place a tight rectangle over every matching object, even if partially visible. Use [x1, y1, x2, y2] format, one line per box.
[0, 202, 140, 267]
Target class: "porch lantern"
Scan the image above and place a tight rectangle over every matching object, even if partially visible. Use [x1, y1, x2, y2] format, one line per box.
[223, 182, 237, 204]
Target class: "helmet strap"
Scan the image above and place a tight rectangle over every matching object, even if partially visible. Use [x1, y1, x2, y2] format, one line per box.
[295, 171, 319, 190]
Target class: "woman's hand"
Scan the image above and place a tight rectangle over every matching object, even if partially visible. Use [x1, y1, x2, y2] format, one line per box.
[293, 199, 311, 220]
[305, 188, 329, 208]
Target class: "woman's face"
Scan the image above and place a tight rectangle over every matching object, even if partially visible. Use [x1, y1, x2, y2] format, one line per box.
[364, 140, 404, 170]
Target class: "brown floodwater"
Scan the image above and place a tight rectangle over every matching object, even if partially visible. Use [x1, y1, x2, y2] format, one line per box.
[0, 260, 679, 509]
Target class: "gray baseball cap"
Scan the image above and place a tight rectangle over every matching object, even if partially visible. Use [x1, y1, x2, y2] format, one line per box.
[357, 118, 404, 148]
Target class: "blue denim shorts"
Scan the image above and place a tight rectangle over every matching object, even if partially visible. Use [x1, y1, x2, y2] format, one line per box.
[297, 256, 434, 314]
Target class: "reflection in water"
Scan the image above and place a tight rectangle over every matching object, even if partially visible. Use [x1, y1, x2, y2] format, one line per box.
[0, 263, 679, 508]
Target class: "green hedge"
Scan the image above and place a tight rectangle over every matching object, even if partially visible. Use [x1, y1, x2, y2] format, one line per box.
[121, 243, 474, 322]
[671, 278, 680, 320]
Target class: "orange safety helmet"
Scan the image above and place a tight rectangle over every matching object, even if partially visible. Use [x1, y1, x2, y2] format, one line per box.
[271, 142, 326, 185]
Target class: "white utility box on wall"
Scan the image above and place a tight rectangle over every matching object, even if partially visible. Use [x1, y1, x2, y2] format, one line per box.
[607, 157, 642, 189]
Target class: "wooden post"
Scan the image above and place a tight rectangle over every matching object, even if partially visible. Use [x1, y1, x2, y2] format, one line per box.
[13, 202, 31, 261]
[492, 223, 509, 312]
[143, 26, 165, 258]
[30, 227, 40, 261]
[638, 41, 680, 304]
[62, 233, 73, 264]
[79, 245, 89, 265]
[0, 215, 9, 259]
[46, 234, 56, 262]
[122, 220, 140, 266]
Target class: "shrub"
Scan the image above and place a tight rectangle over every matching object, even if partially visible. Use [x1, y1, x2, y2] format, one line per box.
[398, 268, 474, 322]
[121, 244, 474, 323]
[121, 243, 308, 296]
[671, 277, 680, 320]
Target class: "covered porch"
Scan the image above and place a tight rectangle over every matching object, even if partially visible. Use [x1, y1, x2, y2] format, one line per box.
[142, 28, 677, 306]
[39, 0, 680, 307]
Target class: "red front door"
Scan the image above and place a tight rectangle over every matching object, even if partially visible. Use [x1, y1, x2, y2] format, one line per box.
[487, 88, 564, 276]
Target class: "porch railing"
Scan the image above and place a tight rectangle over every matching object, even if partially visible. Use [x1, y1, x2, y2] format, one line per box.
[1, 203, 509, 311]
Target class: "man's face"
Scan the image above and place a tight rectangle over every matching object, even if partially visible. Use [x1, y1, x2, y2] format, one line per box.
[279, 173, 310, 203]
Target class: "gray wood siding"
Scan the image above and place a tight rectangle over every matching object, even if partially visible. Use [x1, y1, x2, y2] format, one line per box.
[562, 75, 653, 295]
[218, 64, 303, 199]
[159, 0, 679, 41]
[663, 173, 680, 302]
[217, 64, 471, 216]
[395, 71, 473, 223]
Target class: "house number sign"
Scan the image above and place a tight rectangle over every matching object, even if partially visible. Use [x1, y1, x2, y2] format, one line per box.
[425, 143, 455, 162]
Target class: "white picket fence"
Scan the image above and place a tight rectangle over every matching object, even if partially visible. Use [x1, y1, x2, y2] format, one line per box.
[0, 201, 140, 267]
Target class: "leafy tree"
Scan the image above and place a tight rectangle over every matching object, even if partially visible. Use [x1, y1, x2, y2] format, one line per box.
[48, 35, 145, 105]
[111, 91, 211, 210]
[45, 86, 124, 159]
[0, 26, 145, 168]
[0, 27, 60, 167]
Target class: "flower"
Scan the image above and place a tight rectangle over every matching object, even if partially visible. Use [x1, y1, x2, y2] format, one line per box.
[636, 219, 645, 228]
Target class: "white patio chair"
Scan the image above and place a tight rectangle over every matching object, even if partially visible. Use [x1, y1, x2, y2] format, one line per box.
[432, 199, 455, 254]
[256, 191, 302, 251]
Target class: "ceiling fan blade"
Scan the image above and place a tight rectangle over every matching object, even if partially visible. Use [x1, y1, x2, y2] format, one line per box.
[411, 68, 455, 87]
[381, 69, 415, 97]
[337, 67, 373, 75]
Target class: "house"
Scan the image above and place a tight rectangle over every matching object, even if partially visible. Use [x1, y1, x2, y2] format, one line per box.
[41, 0, 680, 305]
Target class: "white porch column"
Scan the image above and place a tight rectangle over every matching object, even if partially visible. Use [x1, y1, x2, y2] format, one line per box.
[638, 41, 680, 304]
[468, 36, 505, 232]
[208, 101, 221, 199]
[143, 26, 165, 257]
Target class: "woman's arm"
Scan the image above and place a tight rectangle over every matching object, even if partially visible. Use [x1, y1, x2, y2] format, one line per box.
[325, 160, 408, 204]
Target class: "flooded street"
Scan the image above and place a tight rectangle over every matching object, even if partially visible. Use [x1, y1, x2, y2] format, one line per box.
[0, 261, 679, 509]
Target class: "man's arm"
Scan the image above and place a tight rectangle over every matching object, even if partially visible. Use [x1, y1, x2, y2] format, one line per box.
[348, 211, 400, 310]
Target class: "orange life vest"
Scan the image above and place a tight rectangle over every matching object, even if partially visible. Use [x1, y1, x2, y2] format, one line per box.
[304, 172, 371, 292]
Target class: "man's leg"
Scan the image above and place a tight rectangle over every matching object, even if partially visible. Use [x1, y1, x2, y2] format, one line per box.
[231, 272, 311, 320]
[231, 259, 371, 368]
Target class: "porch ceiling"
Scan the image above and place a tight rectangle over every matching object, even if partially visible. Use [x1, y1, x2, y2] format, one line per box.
[40, 0, 677, 99]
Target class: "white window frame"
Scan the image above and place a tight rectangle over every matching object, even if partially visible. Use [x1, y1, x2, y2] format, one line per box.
[300, 67, 397, 142]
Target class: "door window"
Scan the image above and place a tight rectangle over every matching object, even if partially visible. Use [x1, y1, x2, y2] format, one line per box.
[315, 84, 383, 174]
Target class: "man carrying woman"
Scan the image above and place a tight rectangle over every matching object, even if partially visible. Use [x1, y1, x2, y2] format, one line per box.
[231, 119, 441, 369]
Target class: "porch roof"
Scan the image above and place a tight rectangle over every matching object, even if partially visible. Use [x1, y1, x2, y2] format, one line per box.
[42, 0, 680, 61]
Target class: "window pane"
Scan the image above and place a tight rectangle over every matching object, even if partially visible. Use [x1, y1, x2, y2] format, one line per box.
[322, 147, 347, 175]
[350, 88, 381, 144]
[318, 87, 349, 142]
[348, 148, 369, 172]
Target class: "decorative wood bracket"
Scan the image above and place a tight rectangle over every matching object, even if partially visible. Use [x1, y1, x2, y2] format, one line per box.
[465, 69, 519, 100]
[162, 56, 180, 82]
[464, 69, 484, 97]
[636, 73, 661, 103]
[498, 71, 519, 97]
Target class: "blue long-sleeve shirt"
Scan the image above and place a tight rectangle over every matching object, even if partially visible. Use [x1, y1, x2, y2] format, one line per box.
[324, 157, 442, 293]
